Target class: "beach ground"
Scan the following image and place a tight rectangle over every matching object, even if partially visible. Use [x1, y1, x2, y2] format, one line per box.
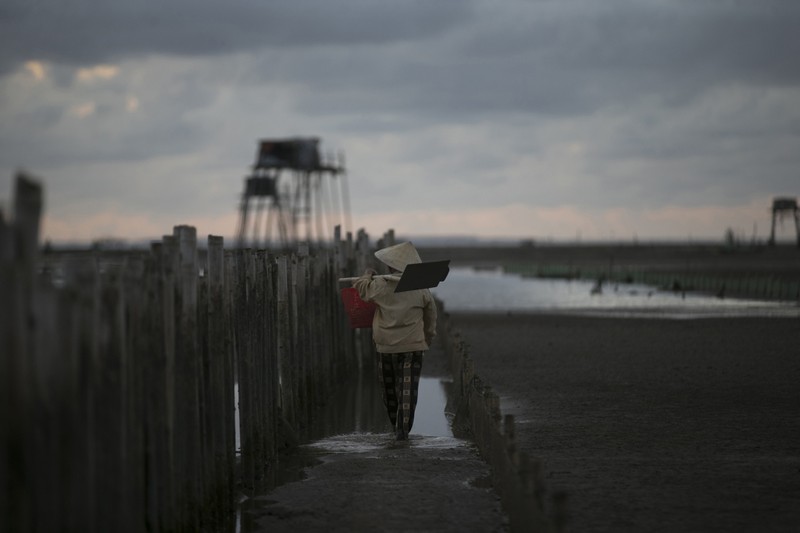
[449, 311, 800, 533]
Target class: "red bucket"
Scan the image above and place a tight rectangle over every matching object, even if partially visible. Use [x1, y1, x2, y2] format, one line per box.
[340, 287, 377, 329]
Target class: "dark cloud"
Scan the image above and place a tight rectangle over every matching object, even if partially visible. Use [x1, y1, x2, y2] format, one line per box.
[0, 0, 471, 74]
[0, 84, 214, 167]
[4, 1, 798, 120]
[213, 1, 800, 125]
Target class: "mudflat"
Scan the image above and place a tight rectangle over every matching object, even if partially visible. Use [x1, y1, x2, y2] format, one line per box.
[449, 311, 800, 533]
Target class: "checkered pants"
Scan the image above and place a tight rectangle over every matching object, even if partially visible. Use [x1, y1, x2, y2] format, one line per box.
[378, 351, 423, 436]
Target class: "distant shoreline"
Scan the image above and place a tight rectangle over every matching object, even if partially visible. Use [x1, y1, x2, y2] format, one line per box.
[418, 242, 800, 284]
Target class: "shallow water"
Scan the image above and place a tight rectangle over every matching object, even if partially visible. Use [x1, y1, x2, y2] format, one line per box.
[411, 377, 453, 438]
[431, 267, 800, 318]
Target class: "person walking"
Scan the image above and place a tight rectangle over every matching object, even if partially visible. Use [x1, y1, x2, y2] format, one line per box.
[353, 242, 438, 441]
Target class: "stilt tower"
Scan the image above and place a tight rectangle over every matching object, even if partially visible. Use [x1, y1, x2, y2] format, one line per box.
[768, 197, 800, 248]
[235, 137, 351, 250]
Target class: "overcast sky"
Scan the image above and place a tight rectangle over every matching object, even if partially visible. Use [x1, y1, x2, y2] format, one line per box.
[1, 0, 799, 244]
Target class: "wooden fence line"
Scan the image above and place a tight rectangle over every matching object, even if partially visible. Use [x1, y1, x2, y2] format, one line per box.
[1, 173, 377, 532]
[438, 302, 567, 533]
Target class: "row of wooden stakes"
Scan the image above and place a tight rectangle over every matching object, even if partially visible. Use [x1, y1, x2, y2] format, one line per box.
[1, 173, 386, 532]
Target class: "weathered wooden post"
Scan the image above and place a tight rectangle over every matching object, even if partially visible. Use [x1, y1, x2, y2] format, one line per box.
[141, 243, 162, 529]
[288, 253, 302, 434]
[172, 225, 202, 528]
[90, 260, 127, 532]
[261, 251, 280, 471]
[276, 255, 296, 438]
[205, 235, 233, 518]
[163, 235, 184, 528]
[345, 231, 354, 275]
[233, 249, 253, 488]
[0, 191, 14, 532]
[222, 250, 237, 493]
[291, 251, 307, 434]
[196, 253, 211, 522]
[334, 230, 351, 382]
[1, 173, 43, 533]
[311, 251, 330, 411]
[56, 258, 93, 532]
[121, 255, 148, 533]
[248, 249, 266, 481]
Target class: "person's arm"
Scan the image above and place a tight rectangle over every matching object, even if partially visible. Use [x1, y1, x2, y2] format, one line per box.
[423, 291, 438, 347]
[352, 268, 380, 301]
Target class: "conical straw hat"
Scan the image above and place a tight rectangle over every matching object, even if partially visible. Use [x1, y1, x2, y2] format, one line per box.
[374, 241, 421, 272]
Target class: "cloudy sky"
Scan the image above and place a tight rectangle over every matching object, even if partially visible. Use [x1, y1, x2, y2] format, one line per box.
[1, 0, 799, 244]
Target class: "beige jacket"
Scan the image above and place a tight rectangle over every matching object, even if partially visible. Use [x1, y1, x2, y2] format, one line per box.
[353, 273, 437, 353]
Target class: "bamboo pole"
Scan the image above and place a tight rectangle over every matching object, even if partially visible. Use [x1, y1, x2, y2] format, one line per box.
[337, 274, 401, 283]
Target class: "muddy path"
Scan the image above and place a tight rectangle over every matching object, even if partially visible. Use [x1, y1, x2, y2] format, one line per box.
[233, 340, 509, 533]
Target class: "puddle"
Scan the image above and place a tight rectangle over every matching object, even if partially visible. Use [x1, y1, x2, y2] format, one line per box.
[411, 377, 454, 438]
[301, 377, 455, 456]
[305, 432, 464, 455]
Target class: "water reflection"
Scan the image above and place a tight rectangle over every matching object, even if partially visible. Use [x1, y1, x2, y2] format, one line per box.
[413, 377, 453, 438]
[301, 369, 452, 439]
[235, 372, 451, 442]
[431, 267, 800, 318]
[303, 361, 392, 441]
[234, 368, 453, 458]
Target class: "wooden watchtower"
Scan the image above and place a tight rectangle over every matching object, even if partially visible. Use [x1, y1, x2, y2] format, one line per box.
[768, 197, 800, 247]
[235, 137, 351, 250]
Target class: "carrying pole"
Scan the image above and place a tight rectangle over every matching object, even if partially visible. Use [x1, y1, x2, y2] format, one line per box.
[338, 275, 401, 283]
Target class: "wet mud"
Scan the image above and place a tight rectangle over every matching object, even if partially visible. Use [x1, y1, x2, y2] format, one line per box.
[452, 312, 800, 533]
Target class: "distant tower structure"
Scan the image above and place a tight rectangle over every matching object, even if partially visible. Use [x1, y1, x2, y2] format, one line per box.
[768, 196, 800, 248]
[236, 137, 351, 250]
